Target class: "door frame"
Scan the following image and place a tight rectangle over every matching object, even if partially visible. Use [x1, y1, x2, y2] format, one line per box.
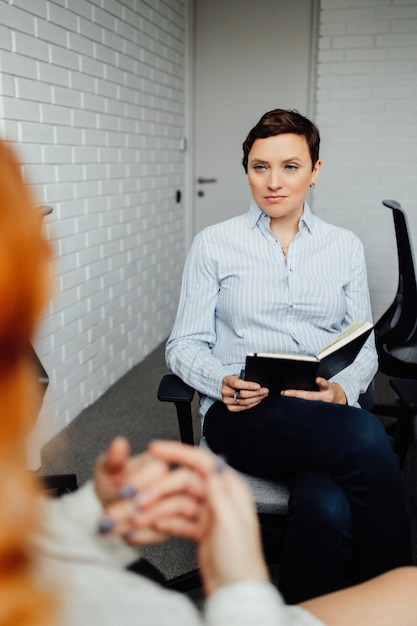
[184, 0, 195, 252]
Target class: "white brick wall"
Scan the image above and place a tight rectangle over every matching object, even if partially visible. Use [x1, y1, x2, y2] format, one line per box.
[0, 0, 186, 447]
[313, 0, 417, 323]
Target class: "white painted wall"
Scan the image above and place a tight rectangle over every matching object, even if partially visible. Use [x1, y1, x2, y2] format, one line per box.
[0, 0, 187, 448]
[313, 0, 417, 323]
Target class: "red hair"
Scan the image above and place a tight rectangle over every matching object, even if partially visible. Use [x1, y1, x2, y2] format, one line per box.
[0, 139, 53, 626]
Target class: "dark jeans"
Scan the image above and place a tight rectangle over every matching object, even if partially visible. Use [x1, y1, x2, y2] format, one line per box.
[203, 395, 412, 603]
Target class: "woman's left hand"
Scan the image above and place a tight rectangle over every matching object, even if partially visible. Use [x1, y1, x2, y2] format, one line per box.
[280, 378, 347, 404]
[94, 436, 169, 508]
[95, 438, 178, 545]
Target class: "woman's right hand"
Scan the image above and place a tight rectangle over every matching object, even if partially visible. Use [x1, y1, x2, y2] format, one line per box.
[99, 441, 270, 596]
[222, 374, 269, 411]
[145, 441, 270, 596]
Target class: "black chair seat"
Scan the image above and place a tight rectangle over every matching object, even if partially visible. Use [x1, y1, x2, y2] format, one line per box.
[380, 339, 417, 378]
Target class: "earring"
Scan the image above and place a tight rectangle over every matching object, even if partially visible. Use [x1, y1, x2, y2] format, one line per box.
[309, 182, 316, 188]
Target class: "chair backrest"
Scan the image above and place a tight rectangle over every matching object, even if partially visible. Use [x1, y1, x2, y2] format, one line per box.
[374, 200, 417, 345]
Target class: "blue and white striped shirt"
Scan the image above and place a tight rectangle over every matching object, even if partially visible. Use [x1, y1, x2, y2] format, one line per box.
[166, 201, 378, 418]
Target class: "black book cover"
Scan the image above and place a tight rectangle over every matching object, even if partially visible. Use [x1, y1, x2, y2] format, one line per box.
[244, 355, 320, 393]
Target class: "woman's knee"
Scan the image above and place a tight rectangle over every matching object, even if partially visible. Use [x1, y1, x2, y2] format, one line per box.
[289, 472, 351, 534]
[337, 408, 394, 463]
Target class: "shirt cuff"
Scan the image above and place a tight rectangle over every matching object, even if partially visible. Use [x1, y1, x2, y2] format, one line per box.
[49, 481, 141, 566]
[331, 375, 358, 406]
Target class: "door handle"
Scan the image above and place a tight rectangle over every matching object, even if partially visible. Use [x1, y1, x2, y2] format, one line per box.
[197, 177, 217, 184]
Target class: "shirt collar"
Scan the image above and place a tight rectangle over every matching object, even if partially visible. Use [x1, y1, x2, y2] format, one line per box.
[247, 199, 315, 233]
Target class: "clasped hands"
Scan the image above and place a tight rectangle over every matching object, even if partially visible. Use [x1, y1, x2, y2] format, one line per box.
[222, 374, 347, 411]
[94, 437, 269, 596]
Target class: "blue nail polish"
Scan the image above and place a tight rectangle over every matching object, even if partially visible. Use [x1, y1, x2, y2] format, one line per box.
[97, 516, 114, 535]
[119, 485, 137, 499]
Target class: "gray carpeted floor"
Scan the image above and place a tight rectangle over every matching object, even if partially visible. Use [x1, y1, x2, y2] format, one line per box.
[40, 339, 417, 587]
[41, 340, 189, 484]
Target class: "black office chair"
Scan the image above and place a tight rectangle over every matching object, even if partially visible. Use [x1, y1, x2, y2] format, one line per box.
[371, 200, 417, 453]
[31, 344, 79, 495]
[374, 200, 417, 379]
[158, 373, 376, 590]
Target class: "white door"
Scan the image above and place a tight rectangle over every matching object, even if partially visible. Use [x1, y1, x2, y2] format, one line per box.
[192, 0, 318, 235]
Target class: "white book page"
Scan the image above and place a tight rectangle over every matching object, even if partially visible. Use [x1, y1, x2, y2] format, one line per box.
[247, 352, 318, 362]
[317, 319, 373, 360]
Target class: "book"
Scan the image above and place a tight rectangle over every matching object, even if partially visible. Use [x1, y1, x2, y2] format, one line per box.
[244, 319, 374, 393]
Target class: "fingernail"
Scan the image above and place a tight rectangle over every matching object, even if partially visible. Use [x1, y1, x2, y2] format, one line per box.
[215, 454, 228, 474]
[97, 515, 114, 535]
[119, 485, 138, 499]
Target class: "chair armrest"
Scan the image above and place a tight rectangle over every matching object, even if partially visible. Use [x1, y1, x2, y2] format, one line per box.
[157, 374, 196, 445]
[158, 373, 195, 403]
[358, 380, 374, 412]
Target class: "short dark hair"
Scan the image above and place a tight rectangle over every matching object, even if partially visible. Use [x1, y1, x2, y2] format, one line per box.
[242, 109, 320, 173]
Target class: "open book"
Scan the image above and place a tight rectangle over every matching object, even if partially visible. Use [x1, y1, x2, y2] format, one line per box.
[244, 319, 373, 393]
